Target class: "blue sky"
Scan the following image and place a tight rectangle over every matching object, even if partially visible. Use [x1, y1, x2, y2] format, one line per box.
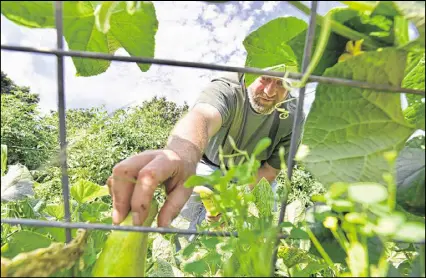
[1, 1, 352, 114]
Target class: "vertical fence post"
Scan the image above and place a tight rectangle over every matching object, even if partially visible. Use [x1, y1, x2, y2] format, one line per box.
[270, 1, 319, 275]
[54, 0, 72, 244]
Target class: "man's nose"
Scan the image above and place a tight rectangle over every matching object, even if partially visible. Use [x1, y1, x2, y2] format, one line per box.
[264, 81, 277, 97]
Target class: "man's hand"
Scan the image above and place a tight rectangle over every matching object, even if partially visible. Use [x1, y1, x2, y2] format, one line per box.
[107, 103, 223, 228]
[107, 149, 196, 228]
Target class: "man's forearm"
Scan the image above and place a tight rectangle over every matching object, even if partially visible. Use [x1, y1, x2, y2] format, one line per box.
[165, 110, 209, 167]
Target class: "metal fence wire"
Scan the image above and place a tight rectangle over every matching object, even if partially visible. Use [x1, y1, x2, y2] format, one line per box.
[1, 1, 425, 276]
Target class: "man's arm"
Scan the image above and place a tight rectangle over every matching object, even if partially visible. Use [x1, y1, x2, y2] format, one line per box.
[165, 103, 223, 167]
[109, 102, 224, 227]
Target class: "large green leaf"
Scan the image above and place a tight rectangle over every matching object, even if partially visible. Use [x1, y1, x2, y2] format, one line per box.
[1, 230, 52, 258]
[1, 1, 158, 76]
[344, 2, 399, 46]
[396, 136, 425, 215]
[44, 203, 65, 219]
[402, 52, 425, 130]
[242, 17, 308, 86]
[340, 1, 378, 13]
[300, 48, 414, 186]
[243, 9, 376, 87]
[287, 22, 348, 79]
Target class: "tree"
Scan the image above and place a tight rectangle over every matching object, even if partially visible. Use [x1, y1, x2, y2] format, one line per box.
[1, 72, 57, 170]
[1, 71, 39, 104]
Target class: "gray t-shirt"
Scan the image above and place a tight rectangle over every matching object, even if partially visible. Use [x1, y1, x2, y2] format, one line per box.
[193, 73, 304, 169]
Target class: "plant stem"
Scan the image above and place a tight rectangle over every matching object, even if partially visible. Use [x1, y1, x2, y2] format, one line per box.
[305, 223, 337, 272]
[297, 6, 332, 87]
[332, 228, 349, 253]
[394, 16, 410, 46]
[287, 1, 382, 50]
[377, 240, 390, 277]
[360, 235, 370, 277]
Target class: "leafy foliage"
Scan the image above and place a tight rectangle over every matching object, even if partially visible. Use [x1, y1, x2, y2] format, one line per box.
[1, 1, 158, 76]
[299, 48, 414, 187]
[277, 165, 326, 208]
[403, 52, 425, 130]
[1, 72, 57, 171]
[396, 135, 425, 216]
[50, 96, 188, 186]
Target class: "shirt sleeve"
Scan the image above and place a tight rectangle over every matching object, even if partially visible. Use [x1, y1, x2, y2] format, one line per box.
[192, 78, 236, 127]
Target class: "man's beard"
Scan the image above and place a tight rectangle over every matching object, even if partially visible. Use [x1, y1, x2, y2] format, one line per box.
[247, 87, 277, 115]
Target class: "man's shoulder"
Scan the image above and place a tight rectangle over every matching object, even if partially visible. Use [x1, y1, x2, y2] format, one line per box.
[200, 72, 245, 103]
[210, 72, 244, 88]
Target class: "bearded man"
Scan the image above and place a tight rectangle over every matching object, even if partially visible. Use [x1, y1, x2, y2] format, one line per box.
[107, 70, 305, 232]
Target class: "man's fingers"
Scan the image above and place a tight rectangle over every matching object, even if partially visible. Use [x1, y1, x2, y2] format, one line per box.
[131, 155, 179, 226]
[157, 184, 193, 227]
[111, 152, 156, 225]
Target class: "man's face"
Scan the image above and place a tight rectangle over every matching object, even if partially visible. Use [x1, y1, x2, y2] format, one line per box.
[247, 76, 289, 115]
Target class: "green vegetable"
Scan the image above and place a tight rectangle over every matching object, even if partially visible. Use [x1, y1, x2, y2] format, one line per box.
[277, 245, 311, 268]
[252, 177, 274, 217]
[92, 200, 159, 277]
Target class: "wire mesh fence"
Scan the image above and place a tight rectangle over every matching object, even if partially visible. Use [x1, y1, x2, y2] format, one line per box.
[1, 1, 425, 276]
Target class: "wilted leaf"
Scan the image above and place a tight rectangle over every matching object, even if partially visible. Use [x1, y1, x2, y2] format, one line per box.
[1, 164, 34, 202]
[284, 199, 305, 224]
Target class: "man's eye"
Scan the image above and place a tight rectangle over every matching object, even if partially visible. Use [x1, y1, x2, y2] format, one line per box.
[261, 76, 270, 82]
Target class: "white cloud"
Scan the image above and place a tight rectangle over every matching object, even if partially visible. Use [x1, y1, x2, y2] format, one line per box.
[1, 1, 344, 116]
[261, 1, 280, 13]
[203, 4, 220, 21]
[242, 1, 254, 11]
[224, 3, 238, 15]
